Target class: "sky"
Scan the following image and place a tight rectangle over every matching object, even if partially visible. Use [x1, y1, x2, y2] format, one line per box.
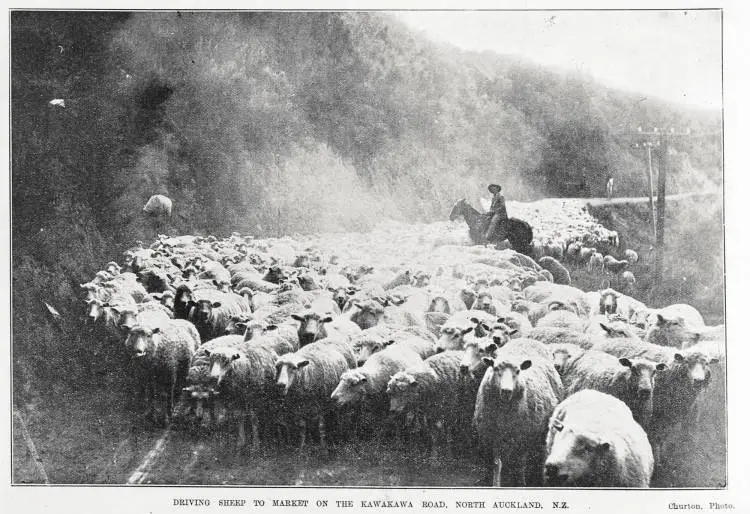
[393, 10, 722, 110]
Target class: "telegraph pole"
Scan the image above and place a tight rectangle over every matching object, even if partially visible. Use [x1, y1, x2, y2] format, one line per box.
[654, 131, 668, 290]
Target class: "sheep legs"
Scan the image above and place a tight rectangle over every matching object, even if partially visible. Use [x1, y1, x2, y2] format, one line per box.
[249, 408, 260, 449]
[318, 416, 328, 451]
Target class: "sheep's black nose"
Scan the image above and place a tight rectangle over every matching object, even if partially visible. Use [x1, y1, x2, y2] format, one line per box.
[545, 464, 559, 479]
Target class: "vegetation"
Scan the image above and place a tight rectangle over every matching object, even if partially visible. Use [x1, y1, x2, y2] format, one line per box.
[12, 12, 722, 401]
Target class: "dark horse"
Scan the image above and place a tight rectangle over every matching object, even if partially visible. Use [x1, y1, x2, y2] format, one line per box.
[449, 198, 533, 256]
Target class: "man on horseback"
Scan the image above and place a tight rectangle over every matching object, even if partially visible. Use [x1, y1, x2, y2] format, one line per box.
[484, 183, 508, 243]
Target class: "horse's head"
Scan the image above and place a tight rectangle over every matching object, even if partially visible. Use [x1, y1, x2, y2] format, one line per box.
[449, 199, 466, 221]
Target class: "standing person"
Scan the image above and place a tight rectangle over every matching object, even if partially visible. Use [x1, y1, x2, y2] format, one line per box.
[606, 177, 614, 200]
[484, 183, 508, 243]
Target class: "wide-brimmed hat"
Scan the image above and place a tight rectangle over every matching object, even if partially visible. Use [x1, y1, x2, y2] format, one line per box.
[488, 184, 502, 194]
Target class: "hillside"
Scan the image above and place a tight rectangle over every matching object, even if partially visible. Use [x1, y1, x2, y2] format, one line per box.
[11, 11, 722, 400]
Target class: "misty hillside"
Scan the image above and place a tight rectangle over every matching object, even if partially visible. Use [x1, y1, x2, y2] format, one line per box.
[11, 11, 721, 397]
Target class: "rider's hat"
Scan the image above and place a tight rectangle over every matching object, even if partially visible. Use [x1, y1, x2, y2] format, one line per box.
[488, 184, 502, 194]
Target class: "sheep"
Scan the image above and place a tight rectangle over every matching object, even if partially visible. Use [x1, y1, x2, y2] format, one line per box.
[543, 240, 564, 261]
[525, 327, 596, 350]
[428, 296, 451, 314]
[564, 241, 582, 263]
[536, 310, 586, 332]
[577, 247, 594, 266]
[116, 302, 173, 332]
[654, 303, 706, 329]
[331, 345, 425, 430]
[599, 288, 618, 315]
[590, 337, 720, 464]
[603, 255, 628, 275]
[203, 341, 281, 447]
[470, 290, 509, 317]
[587, 252, 605, 274]
[197, 260, 231, 285]
[189, 291, 252, 342]
[624, 249, 639, 265]
[537, 256, 571, 285]
[387, 351, 479, 459]
[547, 343, 585, 378]
[645, 313, 701, 348]
[459, 337, 500, 378]
[124, 319, 200, 425]
[435, 310, 495, 352]
[275, 338, 357, 449]
[544, 390, 654, 487]
[523, 283, 588, 318]
[347, 300, 385, 330]
[620, 271, 636, 291]
[563, 350, 666, 428]
[473, 339, 562, 486]
[496, 312, 532, 336]
[585, 316, 641, 340]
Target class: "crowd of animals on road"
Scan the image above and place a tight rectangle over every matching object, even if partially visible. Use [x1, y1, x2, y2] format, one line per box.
[80, 205, 725, 488]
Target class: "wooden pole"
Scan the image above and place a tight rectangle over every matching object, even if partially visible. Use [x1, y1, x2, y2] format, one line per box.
[654, 136, 667, 289]
[646, 145, 657, 240]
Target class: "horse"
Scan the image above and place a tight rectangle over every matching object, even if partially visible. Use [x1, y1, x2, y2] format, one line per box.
[449, 199, 533, 256]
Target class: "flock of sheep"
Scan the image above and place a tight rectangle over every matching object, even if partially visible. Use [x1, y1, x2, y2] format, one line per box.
[80, 209, 725, 488]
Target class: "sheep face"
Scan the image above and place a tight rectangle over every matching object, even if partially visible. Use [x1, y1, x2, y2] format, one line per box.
[331, 371, 367, 406]
[275, 357, 310, 396]
[544, 422, 611, 487]
[386, 372, 418, 413]
[192, 300, 222, 325]
[620, 358, 666, 400]
[207, 348, 241, 386]
[482, 358, 532, 406]
[459, 288, 477, 310]
[460, 340, 498, 377]
[599, 291, 618, 315]
[292, 312, 332, 346]
[653, 314, 701, 347]
[551, 348, 572, 373]
[117, 308, 139, 331]
[351, 302, 384, 330]
[353, 339, 391, 366]
[472, 292, 496, 315]
[436, 326, 473, 353]
[489, 323, 515, 348]
[330, 286, 356, 311]
[86, 298, 104, 322]
[125, 326, 161, 359]
[160, 292, 175, 310]
[672, 351, 719, 391]
[224, 315, 252, 336]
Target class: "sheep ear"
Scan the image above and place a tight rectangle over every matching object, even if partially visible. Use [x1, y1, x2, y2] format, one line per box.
[600, 323, 613, 334]
[461, 327, 473, 335]
[656, 363, 667, 371]
[481, 323, 490, 331]
[321, 316, 333, 324]
[297, 360, 310, 369]
[508, 329, 518, 336]
[470, 317, 479, 324]
[496, 316, 506, 323]
[212, 302, 222, 308]
[203, 349, 211, 356]
[673, 352, 685, 362]
[152, 327, 161, 334]
[354, 303, 364, 310]
[596, 441, 611, 453]
[520, 360, 532, 370]
[359, 377, 368, 384]
[291, 314, 304, 322]
[619, 358, 632, 368]
[347, 290, 357, 296]
[481, 357, 495, 367]
[235, 322, 247, 330]
[656, 314, 666, 324]
[265, 324, 278, 331]
[385, 339, 396, 346]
